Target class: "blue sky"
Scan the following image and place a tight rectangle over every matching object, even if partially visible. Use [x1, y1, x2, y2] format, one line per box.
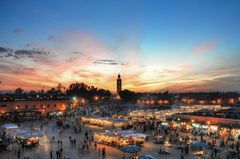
[0, 0, 240, 92]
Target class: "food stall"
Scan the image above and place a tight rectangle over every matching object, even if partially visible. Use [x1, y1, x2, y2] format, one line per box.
[0, 137, 10, 152]
[94, 130, 147, 148]
[81, 117, 126, 127]
[117, 130, 146, 146]
[2, 123, 18, 130]
[15, 133, 39, 147]
[94, 132, 129, 147]
[164, 140, 173, 147]
[154, 135, 165, 144]
[1, 123, 18, 140]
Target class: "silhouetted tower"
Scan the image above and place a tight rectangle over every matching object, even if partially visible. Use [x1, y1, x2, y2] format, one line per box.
[117, 74, 122, 94]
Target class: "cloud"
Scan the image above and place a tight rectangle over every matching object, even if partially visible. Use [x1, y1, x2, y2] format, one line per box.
[2, 29, 238, 93]
[93, 59, 128, 66]
[47, 35, 55, 40]
[24, 42, 35, 48]
[0, 46, 53, 63]
[64, 57, 75, 63]
[4, 53, 14, 58]
[72, 51, 84, 55]
[193, 42, 217, 54]
[73, 69, 103, 78]
[0, 60, 57, 90]
[13, 49, 51, 60]
[0, 46, 12, 53]
[97, 59, 115, 62]
[12, 28, 23, 33]
[15, 49, 49, 57]
[23, 68, 35, 71]
[158, 66, 240, 92]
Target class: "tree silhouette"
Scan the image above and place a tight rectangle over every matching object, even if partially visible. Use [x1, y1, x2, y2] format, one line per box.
[15, 88, 24, 95]
[119, 89, 136, 103]
[66, 82, 112, 101]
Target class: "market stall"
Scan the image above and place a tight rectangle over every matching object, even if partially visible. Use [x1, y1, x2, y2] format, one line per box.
[2, 123, 18, 130]
[93, 132, 129, 147]
[81, 117, 126, 127]
[15, 133, 39, 147]
[117, 130, 147, 146]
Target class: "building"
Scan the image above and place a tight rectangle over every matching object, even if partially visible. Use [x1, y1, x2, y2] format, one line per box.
[116, 74, 122, 94]
[0, 99, 69, 115]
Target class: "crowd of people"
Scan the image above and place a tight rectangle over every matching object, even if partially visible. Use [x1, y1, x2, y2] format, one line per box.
[1, 102, 240, 159]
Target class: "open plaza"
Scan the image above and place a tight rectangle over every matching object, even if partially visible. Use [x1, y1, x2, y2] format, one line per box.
[1, 103, 240, 159]
[1, 0, 240, 158]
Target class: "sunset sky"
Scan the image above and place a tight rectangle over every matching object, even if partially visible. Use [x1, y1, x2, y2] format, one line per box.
[0, 0, 240, 92]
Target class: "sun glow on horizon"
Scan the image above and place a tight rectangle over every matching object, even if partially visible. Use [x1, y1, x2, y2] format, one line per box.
[0, 0, 240, 92]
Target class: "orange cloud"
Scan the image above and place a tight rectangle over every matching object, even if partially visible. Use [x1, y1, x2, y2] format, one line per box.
[193, 42, 217, 54]
[1, 30, 239, 93]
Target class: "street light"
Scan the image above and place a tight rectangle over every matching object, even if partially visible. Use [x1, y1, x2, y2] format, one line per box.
[116, 95, 120, 100]
[81, 98, 85, 104]
[146, 100, 149, 104]
[61, 104, 66, 111]
[150, 100, 154, 104]
[72, 97, 78, 106]
[94, 96, 99, 101]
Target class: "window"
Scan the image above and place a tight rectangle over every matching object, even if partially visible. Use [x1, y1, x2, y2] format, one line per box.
[25, 105, 28, 109]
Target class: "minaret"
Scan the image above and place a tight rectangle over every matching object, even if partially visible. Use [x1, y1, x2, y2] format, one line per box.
[117, 74, 122, 94]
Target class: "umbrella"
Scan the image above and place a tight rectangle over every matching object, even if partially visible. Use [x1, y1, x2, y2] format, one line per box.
[2, 124, 18, 129]
[191, 141, 208, 148]
[16, 132, 43, 139]
[118, 130, 135, 135]
[31, 132, 43, 137]
[139, 155, 157, 159]
[115, 119, 125, 123]
[129, 133, 147, 139]
[120, 145, 141, 153]
[15, 129, 29, 134]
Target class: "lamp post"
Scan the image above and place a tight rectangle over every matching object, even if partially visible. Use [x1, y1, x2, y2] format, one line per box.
[94, 96, 99, 106]
[94, 96, 99, 101]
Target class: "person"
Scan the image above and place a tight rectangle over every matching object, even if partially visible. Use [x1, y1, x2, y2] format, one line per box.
[86, 144, 89, 151]
[50, 150, 53, 159]
[214, 148, 217, 157]
[17, 150, 20, 159]
[56, 150, 59, 159]
[94, 142, 97, 150]
[98, 148, 101, 157]
[226, 154, 230, 159]
[180, 154, 184, 159]
[102, 147, 106, 157]
[159, 145, 162, 153]
[74, 139, 76, 146]
[59, 148, 63, 158]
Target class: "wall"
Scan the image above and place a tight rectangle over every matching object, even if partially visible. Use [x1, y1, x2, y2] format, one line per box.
[0, 100, 69, 114]
[177, 114, 240, 125]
